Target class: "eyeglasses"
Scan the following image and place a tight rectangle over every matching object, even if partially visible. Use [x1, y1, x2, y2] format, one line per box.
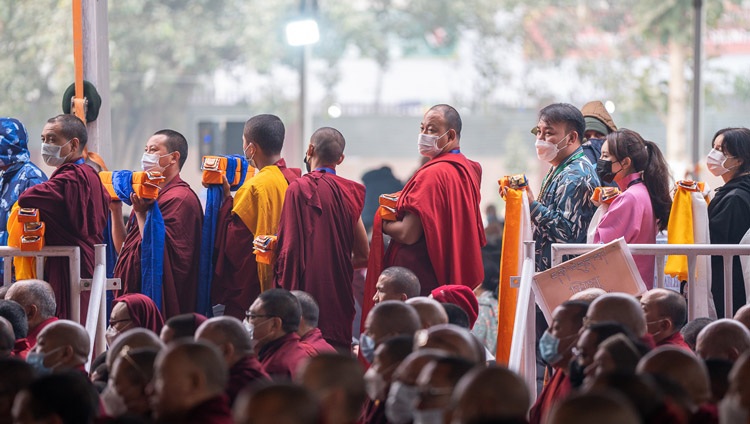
[245, 313, 274, 321]
[109, 318, 132, 327]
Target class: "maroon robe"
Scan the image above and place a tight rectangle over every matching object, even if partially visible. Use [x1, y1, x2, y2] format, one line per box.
[274, 171, 365, 350]
[690, 403, 719, 424]
[26, 317, 58, 349]
[156, 395, 233, 424]
[529, 369, 572, 424]
[112, 293, 165, 334]
[300, 328, 336, 355]
[114, 175, 202, 318]
[18, 162, 110, 320]
[211, 160, 300, 320]
[225, 355, 269, 405]
[257, 332, 311, 380]
[360, 398, 387, 424]
[12, 338, 30, 359]
[657, 331, 692, 351]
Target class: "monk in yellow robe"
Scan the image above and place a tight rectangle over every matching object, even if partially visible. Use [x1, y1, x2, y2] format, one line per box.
[210, 114, 300, 319]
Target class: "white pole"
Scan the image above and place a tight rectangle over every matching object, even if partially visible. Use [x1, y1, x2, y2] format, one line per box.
[691, 0, 704, 170]
[82, 0, 112, 162]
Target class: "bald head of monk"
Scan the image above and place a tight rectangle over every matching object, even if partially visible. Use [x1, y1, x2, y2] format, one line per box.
[151, 340, 228, 420]
[373, 267, 421, 304]
[451, 366, 530, 423]
[414, 324, 482, 364]
[106, 327, 165, 370]
[364, 301, 421, 347]
[406, 297, 449, 329]
[734, 304, 750, 331]
[5, 279, 56, 332]
[233, 383, 320, 424]
[586, 293, 647, 337]
[569, 288, 607, 302]
[32, 320, 89, 371]
[0, 317, 14, 358]
[726, 352, 750, 413]
[640, 288, 687, 344]
[696, 318, 750, 362]
[387, 349, 449, 424]
[637, 346, 711, 406]
[291, 290, 322, 337]
[306, 127, 345, 170]
[547, 391, 640, 424]
[297, 353, 365, 424]
[196, 316, 254, 368]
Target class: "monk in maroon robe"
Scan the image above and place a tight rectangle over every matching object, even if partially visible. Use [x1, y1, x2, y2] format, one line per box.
[211, 115, 300, 320]
[291, 290, 336, 355]
[18, 115, 109, 321]
[363, 104, 485, 334]
[111, 130, 202, 318]
[274, 127, 369, 351]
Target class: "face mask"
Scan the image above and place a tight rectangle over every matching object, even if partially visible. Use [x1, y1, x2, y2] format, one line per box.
[417, 131, 449, 159]
[539, 331, 576, 366]
[364, 367, 388, 401]
[360, 333, 376, 363]
[141, 152, 172, 172]
[303, 155, 311, 173]
[719, 393, 749, 424]
[568, 359, 585, 388]
[413, 408, 444, 424]
[101, 384, 127, 417]
[244, 144, 256, 169]
[41, 140, 72, 167]
[242, 319, 254, 338]
[386, 382, 419, 424]
[105, 325, 118, 348]
[535, 133, 570, 162]
[706, 148, 736, 177]
[27, 346, 63, 374]
[596, 158, 621, 183]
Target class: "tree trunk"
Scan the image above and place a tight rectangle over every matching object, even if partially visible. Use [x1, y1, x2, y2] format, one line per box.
[666, 38, 689, 178]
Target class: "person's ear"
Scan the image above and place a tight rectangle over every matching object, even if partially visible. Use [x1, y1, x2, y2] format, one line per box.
[335, 154, 345, 165]
[222, 342, 235, 361]
[620, 157, 632, 170]
[660, 318, 672, 333]
[570, 131, 579, 145]
[729, 347, 741, 362]
[306, 144, 315, 158]
[170, 151, 180, 167]
[26, 305, 38, 321]
[70, 137, 81, 153]
[400, 293, 408, 302]
[188, 369, 204, 390]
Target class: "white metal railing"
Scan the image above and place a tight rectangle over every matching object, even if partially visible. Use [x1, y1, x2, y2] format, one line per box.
[0, 245, 116, 370]
[508, 241, 538, 401]
[551, 243, 750, 319]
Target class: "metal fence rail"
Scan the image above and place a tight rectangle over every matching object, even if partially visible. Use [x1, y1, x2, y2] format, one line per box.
[551, 243, 750, 319]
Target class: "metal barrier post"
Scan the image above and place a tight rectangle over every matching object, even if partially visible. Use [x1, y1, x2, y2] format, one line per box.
[724, 255, 733, 319]
[69, 247, 82, 324]
[85, 244, 107, 370]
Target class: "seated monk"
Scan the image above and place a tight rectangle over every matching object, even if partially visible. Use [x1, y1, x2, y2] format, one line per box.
[291, 290, 336, 355]
[297, 353, 366, 424]
[547, 391, 640, 424]
[360, 336, 413, 424]
[372, 266, 421, 305]
[361, 300, 421, 363]
[0, 318, 14, 358]
[414, 324, 484, 365]
[0, 300, 29, 359]
[585, 293, 654, 348]
[29, 320, 89, 374]
[721, 352, 750, 422]
[246, 289, 310, 379]
[107, 293, 165, 347]
[451, 366, 531, 424]
[233, 383, 320, 424]
[640, 288, 690, 349]
[696, 318, 750, 362]
[0, 358, 34, 424]
[405, 297, 448, 329]
[195, 316, 269, 405]
[414, 356, 475, 424]
[12, 372, 99, 424]
[160, 312, 207, 344]
[733, 304, 750, 331]
[387, 349, 448, 424]
[151, 340, 232, 424]
[5, 279, 58, 349]
[110, 347, 159, 419]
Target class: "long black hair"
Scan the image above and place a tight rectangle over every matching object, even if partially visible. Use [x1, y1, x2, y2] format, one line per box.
[712, 127, 750, 177]
[605, 129, 672, 231]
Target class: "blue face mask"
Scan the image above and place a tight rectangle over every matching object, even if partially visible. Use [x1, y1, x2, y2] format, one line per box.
[539, 331, 576, 366]
[360, 333, 376, 363]
[26, 346, 63, 374]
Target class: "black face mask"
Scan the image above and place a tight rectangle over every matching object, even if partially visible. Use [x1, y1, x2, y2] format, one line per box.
[568, 359, 585, 388]
[303, 155, 311, 173]
[596, 158, 620, 184]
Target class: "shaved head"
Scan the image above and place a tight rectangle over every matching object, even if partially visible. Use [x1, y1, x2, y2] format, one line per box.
[727, 352, 750, 411]
[291, 291, 320, 329]
[107, 327, 164, 369]
[427, 104, 462, 138]
[35, 320, 89, 370]
[569, 288, 606, 302]
[0, 317, 14, 357]
[365, 301, 421, 346]
[637, 346, 711, 406]
[587, 293, 647, 337]
[696, 318, 750, 362]
[378, 267, 420, 299]
[414, 324, 482, 364]
[548, 391, 640, 424]
[233, 383, 319, 424]
[6, 280, 57, 325]
[311, 127, 345, 164]
[406, 297, 448, 329]
[195, 316, 253, 366]
[452, 366, 530, 422]
[297, 353, 365, 423]
[733, 304, 750, 331]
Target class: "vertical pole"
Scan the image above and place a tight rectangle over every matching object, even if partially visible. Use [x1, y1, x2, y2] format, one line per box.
[82, 0, 112, 161]
[70, 248, 82, 324]
[723, 255, 733, 318]
[691, 0, 704, 171]
[300, 45, 308, 170]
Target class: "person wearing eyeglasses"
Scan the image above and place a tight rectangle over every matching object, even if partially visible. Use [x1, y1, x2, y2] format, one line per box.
[413, 356, 474, 424]
[707, 127, 750, 318]
[244, 289, 310, 380]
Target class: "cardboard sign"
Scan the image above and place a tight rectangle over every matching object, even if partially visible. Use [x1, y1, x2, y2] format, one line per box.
[532, 238, 647, 323]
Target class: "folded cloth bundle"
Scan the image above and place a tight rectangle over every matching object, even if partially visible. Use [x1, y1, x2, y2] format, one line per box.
[378, 192, 401, 221]
[253, 235, 278, 265]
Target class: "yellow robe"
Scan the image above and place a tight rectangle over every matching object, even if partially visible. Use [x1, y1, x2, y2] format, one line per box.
[232, 164, 289, 292]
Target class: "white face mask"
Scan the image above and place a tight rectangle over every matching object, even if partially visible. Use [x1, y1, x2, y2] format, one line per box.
[364, 367, 387, 401]
[141, 152, 172, 172]
[244, 143, 257, 169]
[535, 133, 570, 163]
[413, 408, 444, 424]
[706, 148, 736, 176]
[41, 140, 72, 167]
[385, 382, 419, 424]
[417, 130, 449, 159]
[719, 393, 749, 424]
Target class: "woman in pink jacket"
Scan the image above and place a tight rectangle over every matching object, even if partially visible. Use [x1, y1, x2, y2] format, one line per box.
[593, 129, 672, 288]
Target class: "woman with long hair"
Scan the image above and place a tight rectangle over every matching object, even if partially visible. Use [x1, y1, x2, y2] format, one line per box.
[593, 129, 672, 288]
[707, 127, 750, 318]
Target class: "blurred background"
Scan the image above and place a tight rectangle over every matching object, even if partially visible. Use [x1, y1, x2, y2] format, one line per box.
[2, 0, 750, 219]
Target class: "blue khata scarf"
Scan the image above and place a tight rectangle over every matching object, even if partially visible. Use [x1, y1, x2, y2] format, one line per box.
[197, 155, 249, 316]
[112, 170, 166, 311]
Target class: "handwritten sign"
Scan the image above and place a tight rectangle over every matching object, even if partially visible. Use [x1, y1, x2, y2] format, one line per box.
[532, 238, 647, 323]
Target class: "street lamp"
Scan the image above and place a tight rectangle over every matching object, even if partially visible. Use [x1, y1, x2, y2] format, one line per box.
[286, 1, 319, 170]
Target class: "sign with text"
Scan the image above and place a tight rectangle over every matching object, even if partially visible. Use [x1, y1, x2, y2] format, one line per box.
[532, 238, 647, 323]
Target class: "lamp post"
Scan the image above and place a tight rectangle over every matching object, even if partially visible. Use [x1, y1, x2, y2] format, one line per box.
[691, 0, 704, 175]
[286, 1, 319, 170]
